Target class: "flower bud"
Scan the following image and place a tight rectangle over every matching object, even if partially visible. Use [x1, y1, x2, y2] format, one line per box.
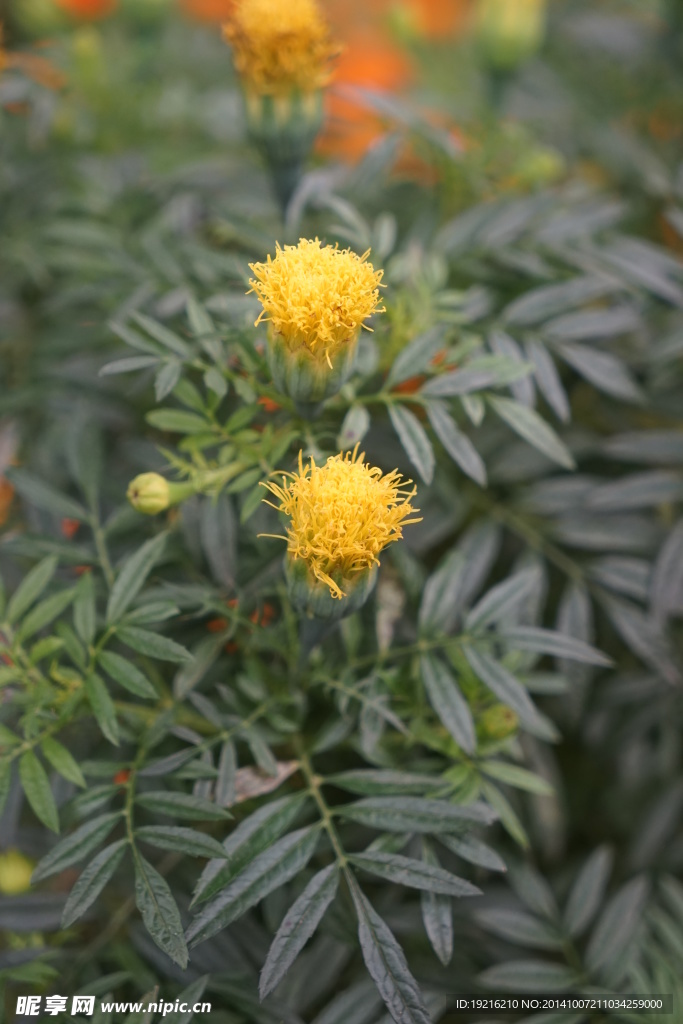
[475, 0, 547, 70]
[127, 473, 170, 515]
[0, 849, 34, 895]
[479, 704, 519, 741]
[286, 556, 378, 621]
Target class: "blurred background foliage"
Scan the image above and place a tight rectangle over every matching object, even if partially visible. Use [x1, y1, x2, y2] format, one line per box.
[1, 0, 683, 1022]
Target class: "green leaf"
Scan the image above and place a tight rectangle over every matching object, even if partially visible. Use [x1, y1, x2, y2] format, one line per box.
[62, 841, 127, 928]
[480, 761, 554, 796]
[351, 851, 480, 897]
[193, 794, 307, 906]
[99, 355, 160, 376]
[74, 571, 96, 646]
[136, 826, 229, 860]
[106, 533, 168, 625]
[499, 625, 612, 666]
[466, 567, 541, 630]
[386, 326, 449, 388]
[420, 841, 453, 966]
[117, 626, 192, 663]
[478, 959, 576, 992]
[146, 410, 211, 435]
[338, 796, 496, 833]
[421, 653, 475, 754]
[7, 470, 88, 523]
[215, 740, 236, 807]
[155, 361, 182, 402]
[489, 396, 575, 469]
[186, 826, 321, 946]
[86, 674, 120, 746]
[564, 845, 613, 938]
[585, 876, 649, 975]
[0, 761, 12, 819]
[17, 588, 76, 642]
[388, 404, 435, 484]
[19, 750, 59, 832]
[337, 406, 371, 450]
[134, 853, 189, 968]
[98, 650, 157, 699]
[418, 550, 465, 635]
[7, 557, 58, 624]
[162, 977, 209, 1024]
[326, 770, 441, 796]
[557, 344, 642, 402]
[439, 833, 506, 873]
[426, 401, 486, 486]
[348, 875, 431, 1024]
[132, 312, 191, 358]
[135, 790, 230, 821]
[259, 864, 340, 999]
[476, 909, 563, 950]
[32, 813, 122, 882]
[462, 645, 554, 740]
[41, 737, 86, 788]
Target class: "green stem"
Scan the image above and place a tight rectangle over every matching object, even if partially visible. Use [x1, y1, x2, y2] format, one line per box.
[298, 746, 347, 867]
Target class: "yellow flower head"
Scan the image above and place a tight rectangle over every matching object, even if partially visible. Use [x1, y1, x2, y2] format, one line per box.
[263, 445, 421, 599]
[249, 238, 385, 368]
[223, 0, 338, 96]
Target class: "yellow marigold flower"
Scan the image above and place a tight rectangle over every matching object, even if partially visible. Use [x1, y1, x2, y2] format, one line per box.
[263, 445, 421, 601]
[222, 0, 338, 96]
[249, 238, 385, 369]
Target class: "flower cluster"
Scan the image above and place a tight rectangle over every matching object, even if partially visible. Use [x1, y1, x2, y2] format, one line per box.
[262, 445, 421, 600]
[222, 0, 338, 96]
[249, 238, 384, 369]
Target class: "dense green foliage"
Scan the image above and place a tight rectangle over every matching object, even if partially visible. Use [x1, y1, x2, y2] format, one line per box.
[1, 2, 683, 1022]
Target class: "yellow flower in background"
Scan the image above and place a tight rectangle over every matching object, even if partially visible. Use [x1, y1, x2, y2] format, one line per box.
[263, 445, 421, 600]
[0, 849, 34, 895]
[222, 0, 338, 96]
[249, 238, 385, 369]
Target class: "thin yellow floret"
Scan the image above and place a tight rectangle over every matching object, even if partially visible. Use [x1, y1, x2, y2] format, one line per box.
[223, 0, 338, 96]
[249, 238, 385, 367]
[262, 445, 421, 599]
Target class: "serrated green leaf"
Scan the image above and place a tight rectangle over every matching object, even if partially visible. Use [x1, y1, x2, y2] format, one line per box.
[351, 851, 480, 897]
[135, 790, 230, 821]
[134, 853, 189, 968]
[438, 833, 506, 873]
[62, 841, 127, 928]
[193, 794, 307, 905]
[480, 761, 554, 796]
[146, 410, 211, 435]
[338, 796, 495, 833]
[136, 825, 228, 860]
[421, 653, 476, 754]
[478, 959, 576, 991]
[132, 312, 191, 358]
[98, 650, 157, 699]
[74, 571, 96, 646]
[7, 557, 58, 625]
[326, 770, 441, 796]
[476, 909, 563, 950]
[499, 626, 612, 666]
[19, 750, 59, 832]
[86, 674, 119, 746]
[420, 841, 453, 966]
[17, 588, 76, 642]
[348, 875, 431, 1024]
[117, 626, 192, 663]
[32, 813, 122, 882]
[187, 825, 321, 946]
[427, 401, 486, 486]
[564, 846, 613, 938]
[8, 471, 88, 523]
[41, 737, 86, 788]
[489, 397, 575, 469]
[260, 864, 340, 999]
[388, 404, 435, 484]
[106, 534, 168, 625]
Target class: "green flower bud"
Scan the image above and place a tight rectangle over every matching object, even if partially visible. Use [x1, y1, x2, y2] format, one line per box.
[0, 849, 34, 896]
[479, 704, 519, 741]
[475, 0, 547, 70]
[127, 473, 170, 515]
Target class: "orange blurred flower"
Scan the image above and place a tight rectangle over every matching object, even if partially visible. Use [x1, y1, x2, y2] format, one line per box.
[180, 0, 235, 22]
[400, 0, 473, 38]
[55, 0, 117, 21]
[258, 396, 282, 413]
[0, 479, 13, 527]
[113, 769, 131, 785]
[316, 30, 414, 163]
[61, 518, 81, 539]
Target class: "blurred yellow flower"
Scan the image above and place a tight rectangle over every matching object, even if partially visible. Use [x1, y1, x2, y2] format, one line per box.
[0, 849, 34, 895]
[475, 0, 546, 69]
[263, 445, 420, 599]
[249, 238, 384, 368]
[222, 0, 338, 96]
